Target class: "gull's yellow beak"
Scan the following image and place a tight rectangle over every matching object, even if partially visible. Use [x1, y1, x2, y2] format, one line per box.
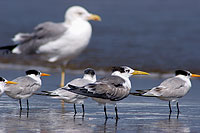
[88, 14, 101, 21]
[191, 74, 200, 77]
[41, 73, 51, 76]
[6, 81, 18, 84]
[132, 70, 150, 75]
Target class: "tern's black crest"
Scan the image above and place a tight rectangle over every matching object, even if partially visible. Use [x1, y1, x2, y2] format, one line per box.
[26, 70, 40, 76]
[112, 66, 125, 73]
[0, 77, 5, 82]
[84, 68, 95, 76]
[175, 70, 190, 76]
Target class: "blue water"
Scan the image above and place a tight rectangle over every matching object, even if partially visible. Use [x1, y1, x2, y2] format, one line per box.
[0, 0, 200, 73]
[0, 69, 200, 132]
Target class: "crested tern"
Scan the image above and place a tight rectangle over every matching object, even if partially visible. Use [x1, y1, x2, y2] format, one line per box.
[130, 70, 200, 113]
[5, 69, 50, 110]
[37, 68, 96, 116]
[65, 66, 149, 119]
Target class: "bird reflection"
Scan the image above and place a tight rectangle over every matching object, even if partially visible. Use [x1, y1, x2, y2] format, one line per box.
[152, 118, 190, 132]
[19, 109, 29, 118]
[95, 118, 118, 133]
[168, 111, 179, 120]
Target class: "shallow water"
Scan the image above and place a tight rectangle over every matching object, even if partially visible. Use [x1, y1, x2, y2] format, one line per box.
[0, 69, 200, 132]
[0, 0, 200, 72]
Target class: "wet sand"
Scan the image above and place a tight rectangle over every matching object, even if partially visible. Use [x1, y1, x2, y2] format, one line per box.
[0, 69, 199, 132]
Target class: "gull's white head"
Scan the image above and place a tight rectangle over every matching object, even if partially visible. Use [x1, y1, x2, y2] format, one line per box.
[175, 70, 200, 78]
[111, 66, 150, 78]
[65, 6, 101, 23]
[26, 70, 50, 78]
[83, 68, 96, 82]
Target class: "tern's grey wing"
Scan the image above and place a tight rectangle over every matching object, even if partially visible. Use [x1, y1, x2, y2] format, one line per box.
[66, 78, 93, 87]
[5, 76, 40, 96]
[145, 77, 188, 98]
[67, 76, 129, 101]
[159, 77, 186, 90]
[98, 75, 125, 88]
[44, 78, 92, 99]
[15, 22, 67, 54]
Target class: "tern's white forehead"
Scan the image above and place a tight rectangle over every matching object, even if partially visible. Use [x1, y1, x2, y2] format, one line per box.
[175, 70, 191, 77]
[112, 66, 134, 73]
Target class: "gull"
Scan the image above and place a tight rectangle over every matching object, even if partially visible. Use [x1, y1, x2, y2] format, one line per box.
[0, 6, 101, 87]
[130, 70, 200, 113]
[0, 77, 18, 96]
[36, 68, 96, 116]
[5, 69, 50, 110]
[65, 66, 149, 119]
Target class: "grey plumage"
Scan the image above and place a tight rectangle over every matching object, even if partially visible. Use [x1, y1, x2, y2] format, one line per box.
[35, 68, 96, 116]
[5, 76, 40, 99]
[0, 6, 101, 89]
[66, 66, 150, 119]
[132, 77, 189, 100]
[46, 78, 94, 101]
[130, 70, 200, 113]
[4, 69, 50, 110]
[67, 75, 128, 101]
[12, 22, 67, 54]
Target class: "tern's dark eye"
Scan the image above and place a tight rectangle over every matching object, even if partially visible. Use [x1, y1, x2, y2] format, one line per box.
[126, 70, 130, 73]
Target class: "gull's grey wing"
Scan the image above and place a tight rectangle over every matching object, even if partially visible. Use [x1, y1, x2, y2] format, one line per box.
[5, 76, 41, 96]
[66, 76, 129, 101]
[14, 22, 67, 54]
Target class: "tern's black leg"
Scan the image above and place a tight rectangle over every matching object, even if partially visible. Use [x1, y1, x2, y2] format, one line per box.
[169, 101, 172, 113]
[27, 99, 29, 110]
[27, 109, 29, 118]
[19, 99, 22, 110]
[104, 105, 108, 119]
[82, 104, 85, 117]
[176, 102, 180, 113]
[176, 101, 180, 119]
[115, 104, 119, 119]
[74, 103, 77, 115]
